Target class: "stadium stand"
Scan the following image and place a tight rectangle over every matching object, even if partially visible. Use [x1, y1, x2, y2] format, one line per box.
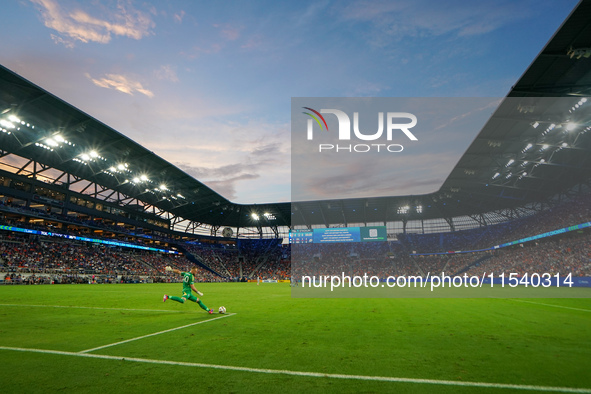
[1, 1, 591, 286]
[1, 184, 590, 286]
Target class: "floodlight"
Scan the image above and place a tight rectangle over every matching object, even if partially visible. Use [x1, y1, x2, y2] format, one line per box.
[0, 119, 15, 129]
[45, 138, 58, 147]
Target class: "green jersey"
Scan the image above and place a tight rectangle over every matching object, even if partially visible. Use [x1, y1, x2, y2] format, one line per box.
[181, 272, 195, 293]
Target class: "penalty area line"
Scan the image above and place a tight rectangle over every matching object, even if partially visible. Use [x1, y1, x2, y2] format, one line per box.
[79, 313, 236, 354]
[0, 346, 590, 393]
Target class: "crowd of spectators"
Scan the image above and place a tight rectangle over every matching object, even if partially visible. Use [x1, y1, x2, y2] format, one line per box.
[182, 239, 290, 281]
[0, 232, 293, 286]
[399, 191, 591, 254]
[291, 230, 591, 280]
[183, 243, 239, 278]
[0, 233, 218, 285]
[464, 233, 591, 277]
[2, 189, 591, 286]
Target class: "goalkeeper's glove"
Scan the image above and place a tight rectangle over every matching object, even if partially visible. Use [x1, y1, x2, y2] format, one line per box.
[165, 266, 172, 272]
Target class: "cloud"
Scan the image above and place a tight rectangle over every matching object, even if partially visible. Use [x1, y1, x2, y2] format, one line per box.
[85, 72, 154, 98]
[173, 10, 185, 24]
[338, 1, 406, 22]
[241, 35, 264, 50]
[221, 27, 241, 41]
[182, 43, 223, 59]
[434, 99, 500, 131]
[212, 23, 242, 41]
[295, 151, 454, 201]
[49, 33, 74, 48]
[176, 161, 263, 201]
[154, 65, 179, 83]
[251, 142, 283, 157]
[293, 0, 331, 27]
[30, 0, 154, 46]
[347, 81, 389, 97]
[338, 0, 531, 45]
[171, 129, 290, 201]
[199, 174, 260, 200]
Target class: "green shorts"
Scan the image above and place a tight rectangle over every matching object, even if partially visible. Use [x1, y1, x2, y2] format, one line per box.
[182, 292, 198, 302]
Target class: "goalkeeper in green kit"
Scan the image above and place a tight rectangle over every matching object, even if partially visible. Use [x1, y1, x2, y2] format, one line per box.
[163, 266, 213, 314]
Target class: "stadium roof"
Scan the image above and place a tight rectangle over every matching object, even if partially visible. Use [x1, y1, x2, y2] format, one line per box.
[0, 0, 590, 232]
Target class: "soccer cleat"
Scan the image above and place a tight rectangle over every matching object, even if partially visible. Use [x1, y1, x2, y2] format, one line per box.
[208, 309, 214, 314]
[163, 294, 168, 302]
[196, 290, 203, 296]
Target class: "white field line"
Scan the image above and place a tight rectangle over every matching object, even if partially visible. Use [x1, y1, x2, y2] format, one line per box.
[0, 346, 590, 393]
[79, 313, 236, 353]
[511, 299, 591, 313]
[0, 303, 185, 313]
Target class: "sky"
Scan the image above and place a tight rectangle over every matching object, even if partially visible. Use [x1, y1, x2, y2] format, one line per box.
[0, 0, 580, 204]
[291, 97, 501, 201]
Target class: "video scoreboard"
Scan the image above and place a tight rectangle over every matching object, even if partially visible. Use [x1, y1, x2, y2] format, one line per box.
[289, 226, 387, 244]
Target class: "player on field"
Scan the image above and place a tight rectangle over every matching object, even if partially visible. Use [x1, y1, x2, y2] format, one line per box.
[163, 266, 213, 314]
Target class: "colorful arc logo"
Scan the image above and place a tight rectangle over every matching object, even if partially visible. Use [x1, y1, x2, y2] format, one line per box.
[302, 107, 329, 132]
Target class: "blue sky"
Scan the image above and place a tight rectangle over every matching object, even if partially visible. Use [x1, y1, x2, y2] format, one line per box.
[0, 0, 579, 203]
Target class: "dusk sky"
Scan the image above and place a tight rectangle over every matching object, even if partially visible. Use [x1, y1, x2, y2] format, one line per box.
[0, 0, 579, 204]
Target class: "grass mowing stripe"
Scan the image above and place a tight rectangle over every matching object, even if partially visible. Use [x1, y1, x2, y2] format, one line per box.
[0, 303, 185, 313]
[1, 346, 590, 393]
[79, 313, 236, 353]
[511, 300, 591, 313]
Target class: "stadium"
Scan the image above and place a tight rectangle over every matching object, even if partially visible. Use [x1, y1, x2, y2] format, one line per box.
[1, 1, 590, 393]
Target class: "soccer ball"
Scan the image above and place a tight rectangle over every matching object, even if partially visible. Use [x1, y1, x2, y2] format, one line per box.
[218, 306, 226, 314]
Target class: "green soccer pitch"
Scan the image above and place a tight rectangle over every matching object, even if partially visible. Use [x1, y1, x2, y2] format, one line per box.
[0, 282, 590, 393]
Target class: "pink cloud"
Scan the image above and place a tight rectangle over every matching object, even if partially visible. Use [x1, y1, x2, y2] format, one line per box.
[30, 0, 154, 46]
[86, 72, 154, 98]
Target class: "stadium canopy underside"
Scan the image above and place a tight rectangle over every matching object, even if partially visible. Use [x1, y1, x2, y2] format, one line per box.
[0, 0, 590, 239]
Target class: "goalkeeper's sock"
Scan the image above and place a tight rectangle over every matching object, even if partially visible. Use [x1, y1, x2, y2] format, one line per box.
[169, 296, 185, 303]
[197, 300, 209, 311]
